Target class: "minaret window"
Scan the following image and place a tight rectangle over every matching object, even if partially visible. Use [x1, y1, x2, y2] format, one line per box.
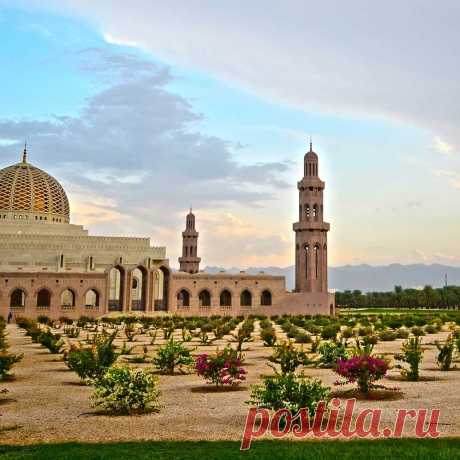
[304, 244, 309, 280]
[305, 204, 310, 219]
[313, 204, 318, 219]
[314, 244, 320, 279]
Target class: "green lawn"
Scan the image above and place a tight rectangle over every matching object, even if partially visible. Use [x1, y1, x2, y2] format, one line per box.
[0, 439, 459, 460]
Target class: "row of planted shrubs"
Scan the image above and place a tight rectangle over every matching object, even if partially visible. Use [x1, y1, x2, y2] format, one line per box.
[14, 312, 460, 416]
[0, 316, 23, 381]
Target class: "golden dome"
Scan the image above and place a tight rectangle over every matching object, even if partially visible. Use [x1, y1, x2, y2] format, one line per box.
[0, 148, 70, 223]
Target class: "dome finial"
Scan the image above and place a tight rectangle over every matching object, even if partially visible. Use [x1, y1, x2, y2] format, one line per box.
[309, 136, 313, 152]
[22, 142, 27, 163]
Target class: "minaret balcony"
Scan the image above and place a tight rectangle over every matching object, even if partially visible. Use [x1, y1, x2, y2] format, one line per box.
[293, 221, 330, 232]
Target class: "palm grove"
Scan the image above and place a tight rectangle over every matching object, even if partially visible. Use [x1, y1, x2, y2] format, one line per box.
[336, 285, 460, 309]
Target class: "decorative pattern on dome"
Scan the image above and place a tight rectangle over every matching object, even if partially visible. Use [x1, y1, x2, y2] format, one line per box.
[0, 153, 70, 223]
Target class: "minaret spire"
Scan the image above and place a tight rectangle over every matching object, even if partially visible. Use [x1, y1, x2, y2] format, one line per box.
[22, 142, 28, 163]
[179, 209, 201, 273]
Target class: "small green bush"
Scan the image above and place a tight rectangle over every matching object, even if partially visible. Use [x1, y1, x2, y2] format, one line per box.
[38, 330, 64, 354]
[294, 332, 311, 344]
[424, 324, 439, 334]
[248, 372, 331, 415]
[320, 324, 340, 340]
[64, 332, 118, 380]
[260, 328, 277, 347]
[436, 335, 455, 371]
[316, 341, 348, 368]
[37, 315, 52, 326]
[378, 330, 397, 341]
[395, 337, 424, 381]
[152, 339, 194, 375]
[411, 326, 425, 337]
[269, 341, 310, 375]
[396, 328, 410, 339]
[0, 351, 23, 380]
[91, 365, 160, 414]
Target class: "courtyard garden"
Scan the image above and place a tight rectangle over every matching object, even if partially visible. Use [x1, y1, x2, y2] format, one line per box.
[1, 310, 460, 458]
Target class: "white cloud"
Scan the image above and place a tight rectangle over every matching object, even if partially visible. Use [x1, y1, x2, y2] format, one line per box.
[18, 0, 460, 152]
[434, 137, 455, 156]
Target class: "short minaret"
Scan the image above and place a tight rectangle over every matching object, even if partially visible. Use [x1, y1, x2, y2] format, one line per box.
[293, 141, 330, 293]
[178, 209, 201, 274]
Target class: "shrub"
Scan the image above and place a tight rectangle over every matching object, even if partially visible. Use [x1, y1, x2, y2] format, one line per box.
[91, 365, 160, 414]
[335, 355, 388, 394]
[320, 324, 340, 340]
[152, 339, 194, 375]
[231, 328, 252, 352]
[341, 327, 354, 340]
[0, 351, 23, 380]
[37, 315, 52, 325]
[195, 347, 246, 386]
[436, 335, 455, 371]
[63, 326, 80, 338]
[58, 316, 73, 325]
[295, 332, 311, 344]
[248, 372, 331, 415]
[357, 326, 373, 337]
[411, 326, 425, 337]
[378, 330, 397, 341]
[77, 316, 92, 328]
[316, 340, 348, 368]
[64, 332, 118, 380]
[362, 334, 378, 346]
[124, 324, 137, 342]
[269, 341, 311, 375]
[396, 328, 410, 339]
[38, 330, 64, 354]
[425, 324, 439, 334]
[259, 319, 272, 329]
[394, 337, 423, 381]
[260, 328, 277, 347]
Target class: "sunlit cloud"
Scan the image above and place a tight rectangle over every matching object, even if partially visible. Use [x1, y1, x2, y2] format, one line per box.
[434, 136, 455, 156]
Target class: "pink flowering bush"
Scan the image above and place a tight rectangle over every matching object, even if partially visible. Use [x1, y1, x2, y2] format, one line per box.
[195, 347, 247, 387]
[334, 355, 388, 394]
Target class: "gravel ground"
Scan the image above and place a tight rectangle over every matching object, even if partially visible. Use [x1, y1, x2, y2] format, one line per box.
[0, 324, 459, 444]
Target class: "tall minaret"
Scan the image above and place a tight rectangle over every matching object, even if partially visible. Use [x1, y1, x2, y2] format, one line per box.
[293, 141, 330, 293]
[178, 209, 201, 274]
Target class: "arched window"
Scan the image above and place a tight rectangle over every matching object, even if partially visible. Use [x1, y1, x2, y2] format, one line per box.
[261, 290, 272, 306]
[199, 289, 211, 307]
[313, 204, 318, 219]
[177, 289, 190, 307]
[305, 204, 310, 219]
[61, 289, 75, 307]
[240, 290, 252, 307]
[10, 289, 25, 308]
[314, 244, 320, 279]
[154, 267, 170, 311]
[85, 289, 99, 308]
[131, 267, 147, 311]
[185, 246, 188, 257]
[220, 290, 232, 307]
[109, 266, 124, 311]
[305, 244, 310, 280]
[37, 289, 51, 308]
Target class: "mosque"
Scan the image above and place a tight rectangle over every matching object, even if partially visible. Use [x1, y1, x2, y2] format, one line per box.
[0, 143, 335, 319]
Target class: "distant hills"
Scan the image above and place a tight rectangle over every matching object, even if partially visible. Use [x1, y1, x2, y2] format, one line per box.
[204, 264, 460, 292]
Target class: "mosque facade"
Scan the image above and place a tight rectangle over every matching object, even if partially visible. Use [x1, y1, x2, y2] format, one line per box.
[0, 144, 335, 319]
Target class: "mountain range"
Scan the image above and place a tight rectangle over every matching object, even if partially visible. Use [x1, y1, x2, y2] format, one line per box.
[204, 264, 460, 292]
